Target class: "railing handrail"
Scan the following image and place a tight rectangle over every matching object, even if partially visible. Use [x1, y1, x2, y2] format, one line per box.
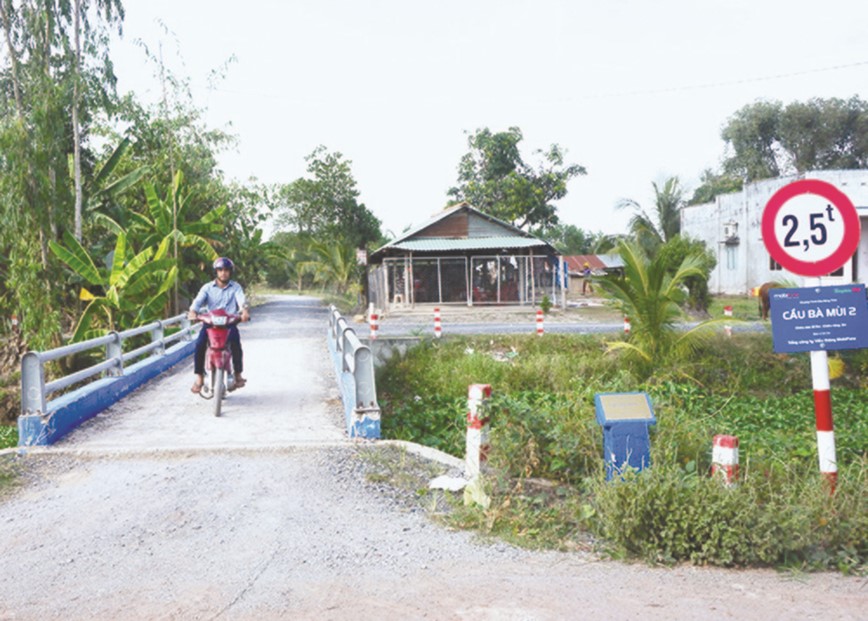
[327, 305, 380, 438]
[21, 313, 196, 416]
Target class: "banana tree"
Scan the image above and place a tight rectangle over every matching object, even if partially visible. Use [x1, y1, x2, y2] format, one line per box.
[84, 137, 150, 232]
[125, 171, 224, 311]
[49, 231, 177, 342]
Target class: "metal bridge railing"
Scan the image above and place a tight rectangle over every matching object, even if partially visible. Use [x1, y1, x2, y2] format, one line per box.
[21, 314, 196, 417]
[326, 305, 380, 439]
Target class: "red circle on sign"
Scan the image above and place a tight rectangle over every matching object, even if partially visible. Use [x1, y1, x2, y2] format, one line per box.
[761, 179, 861, 277]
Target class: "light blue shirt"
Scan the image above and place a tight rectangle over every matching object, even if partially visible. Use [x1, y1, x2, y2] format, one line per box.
[190, 280, 247, 314]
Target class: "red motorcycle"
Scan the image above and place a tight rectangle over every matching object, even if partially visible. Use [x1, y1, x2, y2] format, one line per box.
[196, 309, 241, 417]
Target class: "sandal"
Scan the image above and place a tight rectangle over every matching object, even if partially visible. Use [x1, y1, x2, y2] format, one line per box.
[234, 377, 246, 388]
[191, 381, 203, 394]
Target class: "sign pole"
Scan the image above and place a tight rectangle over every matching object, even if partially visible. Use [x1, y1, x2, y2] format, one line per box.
[762, 179, 860, 493]
[804, 277, 838, 492]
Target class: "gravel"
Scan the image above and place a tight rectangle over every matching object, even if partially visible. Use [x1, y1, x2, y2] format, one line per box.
[0, 295, 864, 620]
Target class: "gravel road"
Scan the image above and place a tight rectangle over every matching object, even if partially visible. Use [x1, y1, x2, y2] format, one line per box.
[0, 295, 864, 620]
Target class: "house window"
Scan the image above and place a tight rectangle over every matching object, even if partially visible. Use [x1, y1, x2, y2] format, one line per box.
[769, 257, 782, 271]
[725, 246, 737, 270]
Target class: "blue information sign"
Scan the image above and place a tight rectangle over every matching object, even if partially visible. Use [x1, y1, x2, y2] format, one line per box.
[769, 285, 868, 353]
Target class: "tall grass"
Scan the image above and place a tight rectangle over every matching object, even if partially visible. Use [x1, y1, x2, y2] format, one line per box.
[376, 332, 868, 572]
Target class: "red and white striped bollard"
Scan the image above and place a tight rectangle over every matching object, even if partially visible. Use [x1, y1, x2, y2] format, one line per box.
[711, 434, 739, 486]
[434, 307, 442, 338]
[723, 305, 733, 337]
[623, 316, 631, 334]
[465, 384, 492, 479]
[536, 309, 544, 336]
[369, 312, 379, 341]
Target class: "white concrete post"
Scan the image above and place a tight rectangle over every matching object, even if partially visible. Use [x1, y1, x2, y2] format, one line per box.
[465, 384, 492, 479]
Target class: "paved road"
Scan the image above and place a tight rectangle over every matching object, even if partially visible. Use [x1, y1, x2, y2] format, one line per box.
[0, 295, 863, 620]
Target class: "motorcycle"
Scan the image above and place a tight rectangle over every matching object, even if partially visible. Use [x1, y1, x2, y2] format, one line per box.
[195, 309, 242, 417]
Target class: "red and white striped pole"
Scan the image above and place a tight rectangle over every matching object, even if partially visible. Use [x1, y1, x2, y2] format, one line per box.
[623, 316, 631, 334]
[11, 314, 18, 332]
[711, 434, 739, 486]
[811, 350, 838, 492]
[434, 307, 442, 339]
[369, 312, 379, 341]
[465, 384, 492, 479]
[723, 305, 733, 337]
[536, 309, 544, 336]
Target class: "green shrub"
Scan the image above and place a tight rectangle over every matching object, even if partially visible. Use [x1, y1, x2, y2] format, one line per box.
[0, 425, 16, 450]
[590, 460, 867, 572]
[376, 331, 868, 572]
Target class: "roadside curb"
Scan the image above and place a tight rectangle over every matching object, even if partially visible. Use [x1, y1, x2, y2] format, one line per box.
[376, 439, 464, 470]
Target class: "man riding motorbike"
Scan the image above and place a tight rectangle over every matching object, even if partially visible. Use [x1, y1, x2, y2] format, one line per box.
[188, 257, 250, 393]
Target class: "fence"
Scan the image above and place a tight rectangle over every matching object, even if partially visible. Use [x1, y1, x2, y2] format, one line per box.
[326, 305, 380, 439]
[18, 314, 198, 446]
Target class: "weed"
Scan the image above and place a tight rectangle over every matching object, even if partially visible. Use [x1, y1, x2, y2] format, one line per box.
[0, 425, 16, 450]
[376, 330, 868, 572]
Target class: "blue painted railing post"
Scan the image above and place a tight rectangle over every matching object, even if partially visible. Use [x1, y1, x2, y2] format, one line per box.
[327, 305, 380, 439]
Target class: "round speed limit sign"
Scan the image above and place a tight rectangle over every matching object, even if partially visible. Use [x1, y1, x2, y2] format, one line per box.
[761, 179, 861, 277]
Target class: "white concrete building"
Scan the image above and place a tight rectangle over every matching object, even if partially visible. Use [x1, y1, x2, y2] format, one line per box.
[681, 170, 868, 294]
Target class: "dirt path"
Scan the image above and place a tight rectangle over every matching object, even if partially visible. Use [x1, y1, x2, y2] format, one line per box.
[0, 295, 864, 620]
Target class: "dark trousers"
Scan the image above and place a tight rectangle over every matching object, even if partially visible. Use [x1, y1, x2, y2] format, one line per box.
[194, 325, 243, 375]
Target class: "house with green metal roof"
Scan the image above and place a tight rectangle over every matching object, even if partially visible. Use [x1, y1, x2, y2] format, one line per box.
[367, 203, 564, 311]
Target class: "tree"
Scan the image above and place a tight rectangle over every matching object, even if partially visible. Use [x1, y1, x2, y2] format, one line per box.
[71, 0, 125, 240]
[720, 96, 868, 181]
[656, 236, 716, 313]
[0, 0, 125, 348]
[594, 241, 725, 371]
[688, 169, 743, 205]
[275, 146, 382, 250]
[535, 223, 619, 255]
[298, 239, 361, 296]
[447, 127, 586, 230]
[49, 231, 177, 341]
[617, 177, 684, 256]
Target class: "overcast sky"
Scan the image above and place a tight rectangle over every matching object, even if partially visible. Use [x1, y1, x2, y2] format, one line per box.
[110, 0, 868, 237]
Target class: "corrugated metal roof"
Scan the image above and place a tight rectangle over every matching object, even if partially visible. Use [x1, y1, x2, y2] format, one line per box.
[392, 237, 549, 252]
[564, 254, 625, 272]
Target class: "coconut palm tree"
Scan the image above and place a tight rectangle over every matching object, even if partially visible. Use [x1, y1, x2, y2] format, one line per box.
[617, 177, 684, 256]
[595, 240, 728, 370]
[299, 239, 361, 295]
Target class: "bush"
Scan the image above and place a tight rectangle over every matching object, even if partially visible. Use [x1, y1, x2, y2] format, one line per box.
[376, 331, 868, 572]
[590, 460, 867, 572]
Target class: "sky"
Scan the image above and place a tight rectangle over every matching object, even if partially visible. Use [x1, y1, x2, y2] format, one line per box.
[109, 0, 868, 238]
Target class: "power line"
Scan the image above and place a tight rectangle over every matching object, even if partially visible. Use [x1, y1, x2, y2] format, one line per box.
[578, 60, 868, 100]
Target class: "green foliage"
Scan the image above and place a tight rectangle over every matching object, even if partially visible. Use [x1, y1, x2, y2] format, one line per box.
[49, 231, 177, 340]
[617, 177, 684, 255]
[377, 331, 868, 571]
[688, 169, 744, 205]
[298, 239, 362, 296]
[274, 146, 382, 250]
[590, 460, 867, 571]
[539, 295, 552, 315]
[656, 236, 717, 312]
[595, 240, 722, 370]
[447, 127, 586, 230]
[0, 425, 17, 450]
[721, 96, 868, 181]
[535, 223, 620, 255]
